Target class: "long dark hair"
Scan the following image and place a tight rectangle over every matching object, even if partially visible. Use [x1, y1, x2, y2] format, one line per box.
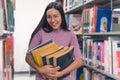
[29, 1, 68, 45]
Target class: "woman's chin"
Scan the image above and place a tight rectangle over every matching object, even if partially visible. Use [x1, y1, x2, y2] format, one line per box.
[52, 27, 60, 30]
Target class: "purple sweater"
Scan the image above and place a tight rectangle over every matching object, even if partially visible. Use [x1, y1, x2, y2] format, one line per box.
[27, 29, 82, 80]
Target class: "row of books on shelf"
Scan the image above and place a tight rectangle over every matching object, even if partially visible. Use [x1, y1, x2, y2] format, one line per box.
[84, 68, 114, 80]
[0, 35, 14, 80]
[63, 0, 92, 12]
[82, 5, 112, 33]
[0, 0, 15, 36]
[0, 0, 15, 80]
[83, 36, 120, 77]
[65, 5, 120, 34]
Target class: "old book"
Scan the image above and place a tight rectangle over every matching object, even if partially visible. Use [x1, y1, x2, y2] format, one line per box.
[29, 39, 59, 67]
[53, 46, 74, 80]
[29, 39, 52, 52]
[36, 46, 64, 66]
[46, 46, 69, 65]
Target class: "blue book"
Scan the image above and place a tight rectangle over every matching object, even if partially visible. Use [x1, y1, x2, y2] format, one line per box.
[65, 15, 70, 29]
[105, 76, 115, 80]
[95, 7, 112, 32]
[53, 46, 74, 80]
[46, 46, 74, 80]
[76, 67, 84, 80]
[46, 46, 65, 65]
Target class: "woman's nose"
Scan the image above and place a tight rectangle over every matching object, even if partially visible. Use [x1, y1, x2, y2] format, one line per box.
[51, 17, 55, 22]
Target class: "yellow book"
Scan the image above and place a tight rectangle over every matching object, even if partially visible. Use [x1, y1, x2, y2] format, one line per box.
[35, 46, 64, 66]
[53, 46, 74, 66]
[46, 46, 69, 65]
[32, 42, 58, 55]
[30, 39, 59, 67]
[31, 42, 59, 66]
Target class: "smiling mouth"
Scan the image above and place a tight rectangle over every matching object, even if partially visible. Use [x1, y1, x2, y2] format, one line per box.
[51, 24, 57, 27]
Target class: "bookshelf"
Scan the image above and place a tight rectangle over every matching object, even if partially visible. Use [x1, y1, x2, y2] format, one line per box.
[59, 0, 120, 80]
[84, 32, 120, 36]
[83, 64, 120, 80]
[0, 0, 15, 80]
[65, 0, 111, 14]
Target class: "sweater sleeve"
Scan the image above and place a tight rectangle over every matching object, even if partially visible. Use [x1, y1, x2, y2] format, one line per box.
[70, 32, 82, 59]
[27, 31, 42, 54]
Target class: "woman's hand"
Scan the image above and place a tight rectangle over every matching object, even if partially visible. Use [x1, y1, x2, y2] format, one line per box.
[36, 65, 60, 79]
[53, 71, 63, 78]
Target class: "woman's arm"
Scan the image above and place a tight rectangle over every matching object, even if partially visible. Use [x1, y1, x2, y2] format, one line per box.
[55, 32, 83, 77]
[25, 54, 47, 78]
[25, 54, 60, 79]
[25, 54, 39, 71]
[55, 58, 82, 77]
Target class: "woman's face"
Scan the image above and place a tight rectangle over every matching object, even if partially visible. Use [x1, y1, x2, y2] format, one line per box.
[46, 8, 62, 30]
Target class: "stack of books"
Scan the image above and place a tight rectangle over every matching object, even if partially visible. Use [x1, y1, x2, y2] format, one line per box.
[29, 39, 74, 80]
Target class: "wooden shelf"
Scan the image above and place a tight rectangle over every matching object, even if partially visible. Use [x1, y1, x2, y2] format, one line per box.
[63, 0, 120, 79]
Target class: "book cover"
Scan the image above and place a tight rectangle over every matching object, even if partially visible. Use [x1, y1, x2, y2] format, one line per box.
[112, 40, 120, 76]
[89, 7, 94, 33]
[29, 39, 52, 52]
[63, 0, 66, 11]
[116, 50, 120, 77]
[31, 42, 58, 56]
[31, 41, 59, 67]
[38, 46, 63, 66]
[95, 7, 112, 32]
[82, 8, 90, 33]
[65, 14, 70, 28]
[5, 36, 14, 54]
[0, 8, 4, 36]
[108, 37, 120, 74]
[84, 68, 91, 80]
[104, 40, 109, 73]
[29, 39, 56, 66]
[69, 14, 82, 33]
[0, 40, 4, 80]
[11, 0, 16, 10]
[92, 5, 97, 33]
[46, 46, 67, 65]
[53, 46, 74, 80]
[7, 0, 14, 32]
[64, 0, 68, 11]
[76, 67, 84, 80]
[112, 11, 120, 32]
[3, 0, 9, 30]
[105, 76, 114, 80]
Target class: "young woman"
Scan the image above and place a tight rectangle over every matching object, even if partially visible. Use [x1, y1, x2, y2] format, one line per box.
[25, 1, 82, 80]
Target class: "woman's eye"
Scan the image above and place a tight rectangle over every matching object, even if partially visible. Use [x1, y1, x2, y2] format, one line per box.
[47, 16, 51, 19]
[53, 15, 59, 18]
